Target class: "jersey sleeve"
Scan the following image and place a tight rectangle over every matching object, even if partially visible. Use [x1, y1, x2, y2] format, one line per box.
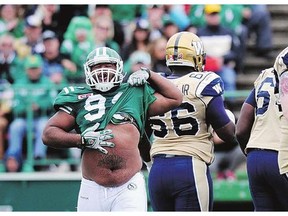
[206, 96, 231, 129]
[253, 69, 266, 87]
[144, 83, 156, 105]
[244, 88, 256, 107]
[140, 84, 157, 135]
[53, 86, 88, 115]
[195, 72, 224, 97]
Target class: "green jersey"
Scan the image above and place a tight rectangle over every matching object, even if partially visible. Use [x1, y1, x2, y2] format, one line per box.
[54, 83, 156, 136]
[12, 76, 55, 118]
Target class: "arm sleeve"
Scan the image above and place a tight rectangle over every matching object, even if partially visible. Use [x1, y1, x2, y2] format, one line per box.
[244, 88, 256, 107]
[206, 95, 230, 129]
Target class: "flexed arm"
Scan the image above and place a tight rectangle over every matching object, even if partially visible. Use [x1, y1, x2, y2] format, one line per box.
[128, 67, 183, 117]
[42, 110, 114, 154]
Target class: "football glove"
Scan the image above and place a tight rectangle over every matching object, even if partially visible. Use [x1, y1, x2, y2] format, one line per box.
[80, 123, 115, 154]
[128, 67, 150, 86]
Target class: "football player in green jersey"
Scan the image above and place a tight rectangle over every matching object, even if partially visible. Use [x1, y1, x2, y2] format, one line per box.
[42, 47, 182, 211]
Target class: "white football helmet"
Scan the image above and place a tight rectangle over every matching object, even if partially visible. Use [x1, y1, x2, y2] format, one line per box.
[84, 47, 124, 92]
[274, 46, 288, 77]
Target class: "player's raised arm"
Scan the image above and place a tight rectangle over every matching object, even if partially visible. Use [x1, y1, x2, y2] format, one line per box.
[127, 67, 183, 117]
[147, 70, 183, 117]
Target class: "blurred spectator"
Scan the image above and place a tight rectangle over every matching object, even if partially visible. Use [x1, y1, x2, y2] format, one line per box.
[58, 5, 88, 34]
[32, 5, 64, 43]
[188, 5, 206, 28]
[109, 5, 144, 44]
[21, 5, 38, 17]
[4, 54, 55, 172]
[221, 5, 246, 34]
[14, 14, 44, 58]
[0, 81, 13, 161]
[24, 5, 88, 45]
[121, 18, 151, 62]
[89, 5, 125, 48]
[41, 30, 71, 85]
[188, 5, 246, 33]
[91, 15, 120, 53]
[162, 20, 179, 40]
[189, 4, 273, 59]
[163, 5, 190, 31]
[184, 23, 198, 34]
[123, 50, 152, 80]
[189, 5, 247, 72]
[145, 5, 165, 41]
[197, 5, 240, 95]
[242, 5, 273, 58]
[220, 5, 248, 73]
[148, 36, 169, 75]
[0, 34, 24, 83]
[0, 5, 25, 38]
[109, 4, 143, 25]
[60, 16, 94, 84]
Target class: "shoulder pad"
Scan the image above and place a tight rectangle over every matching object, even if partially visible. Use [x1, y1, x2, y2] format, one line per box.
[54, 86, 91, 108]
[195, 72, 224, 97]
[254, 68, 275, 87]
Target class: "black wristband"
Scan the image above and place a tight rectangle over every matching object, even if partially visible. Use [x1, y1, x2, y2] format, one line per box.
[77, 136, 86, 149]
[140, 67, 151, 78]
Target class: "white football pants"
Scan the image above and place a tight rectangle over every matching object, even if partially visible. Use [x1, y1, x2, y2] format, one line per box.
[77, 172, 147, 211]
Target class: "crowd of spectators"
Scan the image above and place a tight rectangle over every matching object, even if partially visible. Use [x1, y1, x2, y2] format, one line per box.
[0, 4, 273, 173]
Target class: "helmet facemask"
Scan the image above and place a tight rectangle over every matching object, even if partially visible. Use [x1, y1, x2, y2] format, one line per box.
[84, 47, 124, 92]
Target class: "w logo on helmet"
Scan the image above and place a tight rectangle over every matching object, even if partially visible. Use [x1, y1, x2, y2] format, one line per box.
[192, 41, 204, 56]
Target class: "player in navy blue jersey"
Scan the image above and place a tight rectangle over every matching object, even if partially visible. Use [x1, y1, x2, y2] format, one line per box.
[147, 32, 239, 211]
[236, 51, 288, 210]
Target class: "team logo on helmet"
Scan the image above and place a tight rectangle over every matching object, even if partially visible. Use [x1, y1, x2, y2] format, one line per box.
[166, 31, 206, 72]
